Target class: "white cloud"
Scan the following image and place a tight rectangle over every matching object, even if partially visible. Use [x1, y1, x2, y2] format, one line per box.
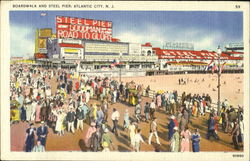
[11, 24, 35, 57]
[115, 24, 225, 51]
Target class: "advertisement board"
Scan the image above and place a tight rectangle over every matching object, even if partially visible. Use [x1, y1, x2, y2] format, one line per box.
[56, 16, 112, 41]
[85, 42, 128, 54]
[64, 49, 79, 53]
[38, 38, 47, 48]
[39, 28, 52, 38]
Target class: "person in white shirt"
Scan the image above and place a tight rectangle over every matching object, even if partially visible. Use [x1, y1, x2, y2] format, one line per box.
[150, 99, 156, 120]
[134, 129, 146, 152]
[111, 108, 120, 135]
[148, 117, 161, 145]
[128, 121, 136, 148]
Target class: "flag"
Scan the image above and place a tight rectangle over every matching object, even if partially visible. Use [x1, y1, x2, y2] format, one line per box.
[220, 62, 226, 74]
[211, 63, 218, 74]
[205, 59, 214, 71]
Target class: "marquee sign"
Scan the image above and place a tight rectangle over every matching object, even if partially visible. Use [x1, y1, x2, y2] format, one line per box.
[56, 16, 113, 41]
[85, 42, 128, 54]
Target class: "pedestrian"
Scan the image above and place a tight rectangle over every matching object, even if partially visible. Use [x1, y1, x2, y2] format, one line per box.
[82, 102, 89, 122]
[191, 129, 200, 152]
[32, 140, 45, 152]
[179, 115, 187, 132]
[90, 126, 102, 152]
[206, 113, 219, 140]
[25, 123, 36, 152]
[230, 118, 240, 150]
[128, 121, 136, 149]
[36, 121, 48, 147]
[180, 126, 191, 152]
[156, 94, 162, 108]
[135, 103, 141, 123]
[144, 102, 150, 123]
[170, 126, 180, 152]
[168, 115, 176, 140]
[149, 99, 156, 120]
[148, 117, 161, 145]
[96, 106, 104, 126]
[54, 110, 66, 136]
[170, 98, 176, 115]
[76, 106, 84, 131]
[134, 129, 146, 152]
[20, 105, 27, 122]
[102, 98, 109, 121]
[66, 107, 76, 134]
[35, 101, 41, 123]
[85, 122, 97, 149]
[123, 109, 130, 131]
[221, 108, 229, 133]
[101, 128, 114, 152]
[111, 108, 120, 135]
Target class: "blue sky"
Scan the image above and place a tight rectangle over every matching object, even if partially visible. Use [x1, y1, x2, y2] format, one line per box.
[10, 11, 243, 57]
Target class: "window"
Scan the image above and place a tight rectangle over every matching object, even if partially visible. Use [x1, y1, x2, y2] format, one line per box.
[147, 50, 152, 56]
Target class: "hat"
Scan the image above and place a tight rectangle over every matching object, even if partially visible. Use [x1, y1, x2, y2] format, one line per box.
[30, 123, 34, 126]
[104, 128, 109, 133]
[90, 122, 96, 127]
[170, 115, 175, 119]
[41, 121, 45, 124]
[173, 127, 178, 131]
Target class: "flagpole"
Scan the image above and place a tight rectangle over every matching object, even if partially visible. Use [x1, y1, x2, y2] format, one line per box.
[217, 46, 222, 116]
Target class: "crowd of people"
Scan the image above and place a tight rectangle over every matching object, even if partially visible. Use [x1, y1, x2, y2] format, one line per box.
[10, 64, 244, 152]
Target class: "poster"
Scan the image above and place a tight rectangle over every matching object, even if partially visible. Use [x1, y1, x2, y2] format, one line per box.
[1, 1, 249, 161]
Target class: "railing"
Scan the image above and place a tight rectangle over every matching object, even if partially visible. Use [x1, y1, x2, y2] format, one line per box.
[141, 89, 219, 112]
[84, 55, 158, 62]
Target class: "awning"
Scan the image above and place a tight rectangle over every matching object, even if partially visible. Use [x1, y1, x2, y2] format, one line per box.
[153, 48, 243, 60]
[59, 43, 83, 48]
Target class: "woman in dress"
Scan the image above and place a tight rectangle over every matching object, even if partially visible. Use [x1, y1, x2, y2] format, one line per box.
[128, 121, 136, 150]
[85, 122, 97, 148]
[54, 110, 66, 136]
[170, 127, 180, 152]
[123, 109, 130, 131]
[156, 94, 162, 108]
[35, 101, 41, 123]
[180, 126, 192, 152]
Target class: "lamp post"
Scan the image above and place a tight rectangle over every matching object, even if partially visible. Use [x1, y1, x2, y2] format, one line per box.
[217, 46, 222, 116]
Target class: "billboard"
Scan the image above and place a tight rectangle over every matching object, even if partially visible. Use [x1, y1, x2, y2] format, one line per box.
[38, 38, 47, 48]
[56, 16, 112, 41]
[39, 28, 52, 38]
[85, 42, 128, 54]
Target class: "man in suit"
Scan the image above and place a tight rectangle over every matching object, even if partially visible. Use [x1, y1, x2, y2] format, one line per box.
[66, 107, 76, 133]
[36, 121, 48, 147]
[25, 123, 36, 152]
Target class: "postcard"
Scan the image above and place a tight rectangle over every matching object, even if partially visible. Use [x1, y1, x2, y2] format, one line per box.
[1, 1, 249, 161]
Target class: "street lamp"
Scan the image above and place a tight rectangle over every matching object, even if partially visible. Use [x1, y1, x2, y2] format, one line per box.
[217, 46, 222, 116]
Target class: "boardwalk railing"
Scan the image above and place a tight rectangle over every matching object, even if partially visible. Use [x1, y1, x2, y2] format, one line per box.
[142, 89, 219, 112]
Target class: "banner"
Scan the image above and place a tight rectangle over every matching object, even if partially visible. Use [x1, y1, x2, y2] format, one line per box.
[85, 42, 128, 54]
